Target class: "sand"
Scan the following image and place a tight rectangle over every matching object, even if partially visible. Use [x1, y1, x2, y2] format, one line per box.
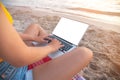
[8, 7, 120, 80]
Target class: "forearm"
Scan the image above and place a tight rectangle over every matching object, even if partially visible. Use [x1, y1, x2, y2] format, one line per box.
[25, 46, 53, 64]
[1, 42, 53, 67]
[8, 46, 53, 67]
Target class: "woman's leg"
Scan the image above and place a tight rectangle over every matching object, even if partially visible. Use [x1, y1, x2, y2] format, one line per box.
[23, 24, 93, 80]
[33, 47, 93, 80]
[24, 24, 42, 36]
[23, 24, 43, 46]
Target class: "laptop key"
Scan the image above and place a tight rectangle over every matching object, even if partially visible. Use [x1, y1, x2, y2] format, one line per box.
[59, 42, 73, 52]
[49, 35, 73, 52]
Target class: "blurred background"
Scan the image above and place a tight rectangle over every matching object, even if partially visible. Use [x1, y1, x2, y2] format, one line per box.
[2, 0, 120, 32]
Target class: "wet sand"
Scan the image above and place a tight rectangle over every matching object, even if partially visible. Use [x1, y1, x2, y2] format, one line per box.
[8, 7, 120, 80]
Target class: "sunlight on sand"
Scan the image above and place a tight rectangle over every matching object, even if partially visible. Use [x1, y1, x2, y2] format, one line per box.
[2, 0, 120, 32]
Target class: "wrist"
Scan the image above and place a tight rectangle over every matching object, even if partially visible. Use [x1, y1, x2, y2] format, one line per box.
[46, 45, 55, 53]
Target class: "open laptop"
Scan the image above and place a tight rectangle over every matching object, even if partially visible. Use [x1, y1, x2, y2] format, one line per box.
[48, 17, 89, 59]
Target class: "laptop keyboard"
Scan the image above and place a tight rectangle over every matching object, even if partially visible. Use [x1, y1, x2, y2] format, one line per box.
[59, 40, 73, 52]
[49, 35, 73, 52]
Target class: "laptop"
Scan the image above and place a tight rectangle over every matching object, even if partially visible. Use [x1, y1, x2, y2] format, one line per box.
[48, 17, 89, 59]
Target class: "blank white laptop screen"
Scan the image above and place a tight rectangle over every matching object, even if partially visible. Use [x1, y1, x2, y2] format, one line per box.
[52, 18, 89, 45]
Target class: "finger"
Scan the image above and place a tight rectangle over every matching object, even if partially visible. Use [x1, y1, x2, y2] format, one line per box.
[44, 37, 52, 43]
[42, 40, 49, 43]
[60, 44, 64, 47]
[44, 37, 53, 41]
[53, 38, 60, 41]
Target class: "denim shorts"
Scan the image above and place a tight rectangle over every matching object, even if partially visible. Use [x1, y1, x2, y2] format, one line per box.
[0, 61, 28, 80]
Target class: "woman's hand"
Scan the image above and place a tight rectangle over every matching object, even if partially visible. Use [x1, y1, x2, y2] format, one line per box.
[47, 39, 64, 52]
[34, 32, 51, 44]
[19, 26, 50, 44]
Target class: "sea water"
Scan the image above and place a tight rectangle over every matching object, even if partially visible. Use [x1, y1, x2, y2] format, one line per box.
[2, 0, 120, 32]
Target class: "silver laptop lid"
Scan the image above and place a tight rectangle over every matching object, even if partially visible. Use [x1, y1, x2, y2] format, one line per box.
[52, 17, 89, 45]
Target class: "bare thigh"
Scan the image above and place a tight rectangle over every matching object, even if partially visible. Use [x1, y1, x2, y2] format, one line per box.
[33, 47, 93, 80]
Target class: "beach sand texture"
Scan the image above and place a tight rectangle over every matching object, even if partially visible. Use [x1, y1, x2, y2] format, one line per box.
[8, 7, 120, 80]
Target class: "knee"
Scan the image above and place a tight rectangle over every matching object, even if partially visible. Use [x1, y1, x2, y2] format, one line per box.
[29, 23, 41, 29]
[76, 47, 93, 60]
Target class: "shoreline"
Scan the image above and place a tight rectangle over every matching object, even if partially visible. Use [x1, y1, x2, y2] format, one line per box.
[8, 6, 120, 33]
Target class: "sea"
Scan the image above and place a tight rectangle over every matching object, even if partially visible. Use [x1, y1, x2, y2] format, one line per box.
[2, 0, 120, 32]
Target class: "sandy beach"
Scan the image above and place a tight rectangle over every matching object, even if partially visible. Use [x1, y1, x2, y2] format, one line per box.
[8, 6, 120, 80]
